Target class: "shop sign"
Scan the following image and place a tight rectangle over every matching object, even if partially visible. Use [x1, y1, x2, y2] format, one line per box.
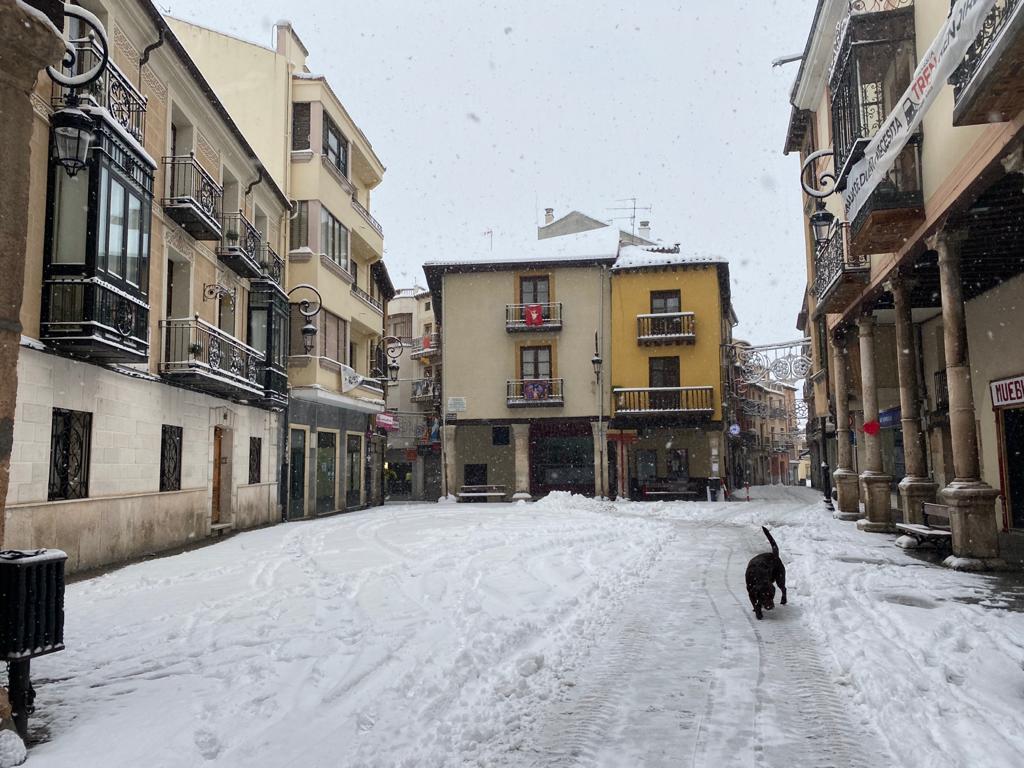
[879, 407, 901, 429]
[405, 449, 418, 461]
[991, 374, 1024, 408]
[375, 412, 400, 431]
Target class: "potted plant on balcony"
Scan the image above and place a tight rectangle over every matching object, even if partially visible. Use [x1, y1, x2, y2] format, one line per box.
[225, 229, 239, 245]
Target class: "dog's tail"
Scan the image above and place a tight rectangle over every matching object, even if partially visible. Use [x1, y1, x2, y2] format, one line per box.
[762, 526, 779, 556]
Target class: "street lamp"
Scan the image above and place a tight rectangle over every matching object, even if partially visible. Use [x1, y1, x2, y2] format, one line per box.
[286, 283, 323, 353]
[809, 201, 836, 249]
[371, 335, 405, 385]
[45, 4, 110, 178]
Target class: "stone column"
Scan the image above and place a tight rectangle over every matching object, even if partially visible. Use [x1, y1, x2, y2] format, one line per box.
[591, 420, 607, 498]
[934, 230, 1001, 568]
[0, 3, 65, 547]
[511, 423, 532, 500]
[857, 314, 894, 532]
[890, 277, 937, 525]
[442, 424, 457, 498]
[830, 330, 860, 519]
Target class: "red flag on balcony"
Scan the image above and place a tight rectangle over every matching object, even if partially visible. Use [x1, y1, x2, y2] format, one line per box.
[422, 334, 432, 349]
[524, 304, 544, 326]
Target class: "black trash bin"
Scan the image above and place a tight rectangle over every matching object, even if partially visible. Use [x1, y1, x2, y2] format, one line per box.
[0, 549, 68, 740]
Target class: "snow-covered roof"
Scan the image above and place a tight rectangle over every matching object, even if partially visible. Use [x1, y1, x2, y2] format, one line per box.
[424, 225, 620, 269]
[611, 244, 729, 271]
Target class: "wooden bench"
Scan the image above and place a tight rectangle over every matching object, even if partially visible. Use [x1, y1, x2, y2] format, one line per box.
[641, 481, 698, 500]
[457, 484, 507, 502]
[895, 502, 953, 550]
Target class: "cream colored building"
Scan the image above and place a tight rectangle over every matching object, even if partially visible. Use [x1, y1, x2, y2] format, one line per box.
[170, 19, 395, 517]
[423, 228, 617, 500]
[384, 287, 442, 501]
[785, 0, 1024, 567]
[6, 0, 291, 573]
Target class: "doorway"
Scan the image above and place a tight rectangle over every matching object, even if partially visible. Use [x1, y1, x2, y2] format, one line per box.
[346, 434, 363, 507]
[1003, 408, 1024, 529]
[212, 426, 231, 524]
[288, 428, 306, 519]
[212, 426, 223, 524]
[316, 431, 338, 514]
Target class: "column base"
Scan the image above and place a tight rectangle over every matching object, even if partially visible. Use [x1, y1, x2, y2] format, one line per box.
[898, 476, 938, 526]
[942, 555, 1008, 572]
[940, 480, 1001, 560]
[858, 472, 894, 532]
[833, 469, 860, 520]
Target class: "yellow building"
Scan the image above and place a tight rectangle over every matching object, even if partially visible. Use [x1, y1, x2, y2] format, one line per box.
[609, 246, 735, 499]
[170, 19, 394, 517]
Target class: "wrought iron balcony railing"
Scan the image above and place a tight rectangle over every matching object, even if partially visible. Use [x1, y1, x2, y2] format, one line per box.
[949, 0, 1022, 116]
[41, 278, 149, 362]
[507, 378, 565, 408]
[50, 39, 147, 142]
[410, 333, 441, 359]
[161, 154, 223, 241]
[505, 302, 563, 331]
[829, 4, 916, 182]
[160, 316, 264, 398]
[637, 312, 696, 345]
[351, 195, 383, 238]
[351, 282, 383, 313]
[613, 386, 714, 415]
[217, 211, 263, 279]
[410, 378, 436, 402]
[259, 243, 284, 287]
[811, 223, 868, 302]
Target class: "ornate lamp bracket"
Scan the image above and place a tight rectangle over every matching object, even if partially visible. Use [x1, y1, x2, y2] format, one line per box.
[203, 283, 236, 307]
[800, 148, 838, 199]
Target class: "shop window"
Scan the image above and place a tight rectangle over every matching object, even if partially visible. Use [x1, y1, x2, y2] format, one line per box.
[492, 426, 510, 446]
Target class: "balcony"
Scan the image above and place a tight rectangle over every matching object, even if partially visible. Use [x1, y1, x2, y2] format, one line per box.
[351, 283, 383, 314]
[41, 278, 149, 362]
[505, 303, 563, 332]
[351, 195, 383, 238]
[951, 0, 1024, 126]
[848, 139, 924, 255]
[811, 223, 869, 315]
[507, 378, 565, 408]
[410, 333, 441, 360]
[159, 316, 264, 400]
[51, 39, 146, 142]
[410, 378, 436, 403]
[829, 4, 915, 185]
[161, 154, 223, 241]
[613, 387, 714, 418]
[637, 312, 695, 345]
[217, 212, 263, 279]
[259, 243, 285, 289]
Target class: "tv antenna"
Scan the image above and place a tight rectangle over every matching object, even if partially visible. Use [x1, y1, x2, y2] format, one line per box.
[606, 197, 652, 236]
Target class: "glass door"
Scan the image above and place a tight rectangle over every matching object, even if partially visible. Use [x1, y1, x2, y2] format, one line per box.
[316, 432, 337, 514]
[346, 434, 363, 507]
[288, 428, 306, 519]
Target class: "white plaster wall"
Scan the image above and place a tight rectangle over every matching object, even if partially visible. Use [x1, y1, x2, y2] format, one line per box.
[6, 347, 280, 528]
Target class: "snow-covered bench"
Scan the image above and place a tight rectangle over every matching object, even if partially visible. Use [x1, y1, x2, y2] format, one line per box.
[457, 484, 507, 502]
[895, 503, 952, 551]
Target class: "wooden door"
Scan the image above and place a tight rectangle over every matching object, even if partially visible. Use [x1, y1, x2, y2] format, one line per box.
[212, 426, 223, 524]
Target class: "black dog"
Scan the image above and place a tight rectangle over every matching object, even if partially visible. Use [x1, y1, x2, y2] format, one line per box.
[745, 526, 787, 620]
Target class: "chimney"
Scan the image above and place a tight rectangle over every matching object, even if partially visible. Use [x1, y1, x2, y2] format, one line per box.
[544, 208, 554, 225]
[638, 220, 651, 240]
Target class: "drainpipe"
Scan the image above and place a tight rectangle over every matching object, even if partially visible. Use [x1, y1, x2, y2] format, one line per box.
[138, 27, 166, 88]
[244, 168, 265, 207]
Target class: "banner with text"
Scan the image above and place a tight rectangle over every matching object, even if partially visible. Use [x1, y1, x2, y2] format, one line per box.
[843, 0, 999, 223]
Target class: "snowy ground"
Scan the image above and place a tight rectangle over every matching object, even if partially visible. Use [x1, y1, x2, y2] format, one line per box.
[20, 487, 1024, 767]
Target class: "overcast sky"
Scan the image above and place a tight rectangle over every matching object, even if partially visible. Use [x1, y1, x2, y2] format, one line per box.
[164, 0, 816, 345]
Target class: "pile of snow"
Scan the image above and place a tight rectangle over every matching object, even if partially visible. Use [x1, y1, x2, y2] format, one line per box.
[0, 730, 26, 768]
[612, 243, 728, 271]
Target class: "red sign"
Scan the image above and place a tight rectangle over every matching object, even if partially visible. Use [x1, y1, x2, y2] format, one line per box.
[376, 412, 400, 431]
[862, 420, 880, 436]
[524, 304, 544, 326]
[405, 449, 418, 461]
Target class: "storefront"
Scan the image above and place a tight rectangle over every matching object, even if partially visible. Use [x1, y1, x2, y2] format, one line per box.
[992, 374, 1024, 529]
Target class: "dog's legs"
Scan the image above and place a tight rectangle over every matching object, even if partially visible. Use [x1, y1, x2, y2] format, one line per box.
[748, 590, 763, 620]
[777, 567, 787, 605]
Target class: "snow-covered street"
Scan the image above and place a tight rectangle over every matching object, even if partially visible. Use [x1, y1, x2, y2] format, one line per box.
[24, 487, 1024, 767]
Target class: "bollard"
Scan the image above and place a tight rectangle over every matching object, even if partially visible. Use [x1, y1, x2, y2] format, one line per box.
[745, 483, 750, 502]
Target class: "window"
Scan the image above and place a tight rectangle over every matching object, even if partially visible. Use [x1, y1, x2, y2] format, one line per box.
[649, 356, 680, 387]
[320, 206, 348, 266]
[388, 313, 413, 339]
[492, 426, 511, 446]
[520, 276, 550, 305]
[96, 166, 150, 286]
[218, 291, 235, 336]
[290, 201, 309, 250]
[323, 113, 348, 176]
[51, 168, 89, 264]
[521, 346, 552, 380]
[351, 259, 358, 285]
[48, 408, 92, 501]
[425, 301, 431, 312]
[320, 311, 348, 363]
[160, 425, 183, 492]
[651, 290, 681, 314]
[249, 436, 262, 484]
[292, 103, 311, 151]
